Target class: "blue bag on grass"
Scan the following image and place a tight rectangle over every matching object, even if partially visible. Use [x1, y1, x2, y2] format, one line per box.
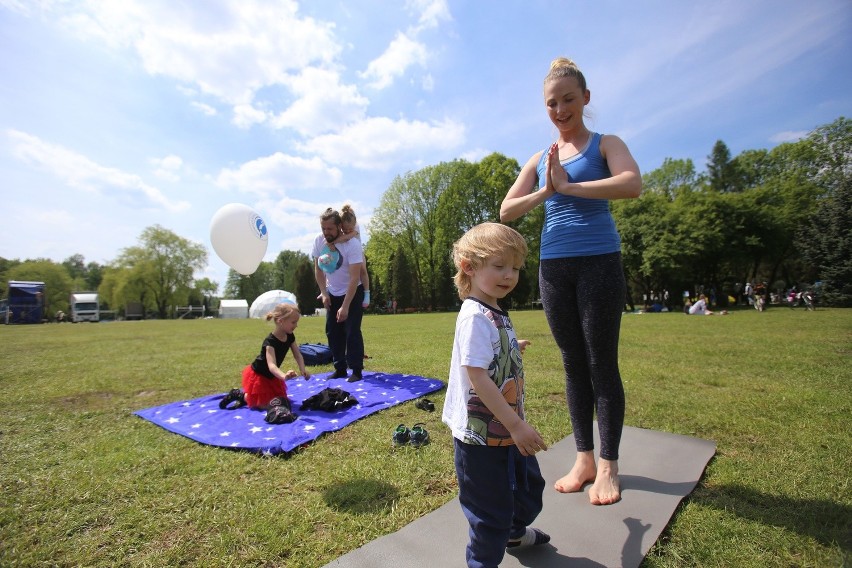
[300, 343, 333, 366]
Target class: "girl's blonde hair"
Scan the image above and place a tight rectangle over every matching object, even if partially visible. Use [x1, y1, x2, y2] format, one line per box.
[265, 302, 300, 322]
[341, 204, 357, 225]
[452, 223, 528, 300]
[544, 56, 587, 92]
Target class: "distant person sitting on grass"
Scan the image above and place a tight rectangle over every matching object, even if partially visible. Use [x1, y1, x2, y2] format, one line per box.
[220, 302, 311, 411]
[442, 222, 550, 568]
[688, 294, 727, 316]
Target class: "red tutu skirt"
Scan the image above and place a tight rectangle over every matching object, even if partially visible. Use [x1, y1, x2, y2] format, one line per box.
[241, 365, 288, 409]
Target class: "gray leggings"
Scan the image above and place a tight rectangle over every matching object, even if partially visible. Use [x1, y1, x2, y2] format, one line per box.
[539, 252, 625, 461]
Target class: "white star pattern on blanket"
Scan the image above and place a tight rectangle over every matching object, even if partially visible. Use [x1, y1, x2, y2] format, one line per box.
[135, 371, 443, 456]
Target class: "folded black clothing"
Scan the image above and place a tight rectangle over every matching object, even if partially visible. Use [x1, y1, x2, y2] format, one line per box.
[265, 405, 297, 424]
[300, 387, 358, 412]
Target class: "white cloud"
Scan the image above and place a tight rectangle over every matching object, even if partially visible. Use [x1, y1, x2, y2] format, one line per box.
[215, 152, 343, 195]
[270, 67, 368, 136]
[44, 0, 343, 123]
[298, 116, 465, 170]
[232, 103, 269, 129]
[191, 101, 218, 116]
[361, 32, 428, 90]
[150, 154, 184, 182]
[407, 0, 451, 31]
[358, 1, 449, 91]
[7, 129, 190, 212]
[769, 130, 808, 144]
[0, 0, 53, 17]
[459, 148, 490, 163]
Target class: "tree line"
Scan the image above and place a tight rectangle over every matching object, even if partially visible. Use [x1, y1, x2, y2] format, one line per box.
[2, 117, 849, 319]
[365, 117, 850, 311]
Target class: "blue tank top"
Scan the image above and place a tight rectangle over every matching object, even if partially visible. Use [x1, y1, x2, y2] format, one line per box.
[536, 132, 621, 259]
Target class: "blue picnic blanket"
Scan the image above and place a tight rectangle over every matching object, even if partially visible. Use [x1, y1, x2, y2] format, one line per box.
[134, 371, 443, 456]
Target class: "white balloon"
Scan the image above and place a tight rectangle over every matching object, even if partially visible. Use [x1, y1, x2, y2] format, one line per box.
[249, 290, 297, 319]
[210, 203, 269, 275]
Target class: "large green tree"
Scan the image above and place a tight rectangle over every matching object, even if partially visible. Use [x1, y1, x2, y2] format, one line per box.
[798, 156, 851, 305]
[112, 225, 207, 319]
[293, 259, 319, 316]
[272, 250, 311, 293]
[707, 140, 736, 192]
[369, 154, 529, 309]
[62, 254, 104, 295]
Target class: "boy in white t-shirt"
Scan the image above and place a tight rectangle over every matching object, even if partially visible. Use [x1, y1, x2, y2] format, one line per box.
[442, 222, 550, 568]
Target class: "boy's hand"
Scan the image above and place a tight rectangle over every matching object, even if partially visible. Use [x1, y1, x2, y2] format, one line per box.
[508, 420, 548, 457]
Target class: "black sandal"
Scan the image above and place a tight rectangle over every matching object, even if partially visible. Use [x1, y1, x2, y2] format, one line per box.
[415, 398, 435, 412]
[268, 396, 291, 410]
[219, 388, 246, 410]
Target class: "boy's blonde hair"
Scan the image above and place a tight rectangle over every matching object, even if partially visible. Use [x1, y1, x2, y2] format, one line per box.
[452, 223, 528, 300]
[265, 302, 300, 322]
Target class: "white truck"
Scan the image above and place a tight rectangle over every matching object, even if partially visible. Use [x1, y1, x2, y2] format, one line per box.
[69, 292, 100, 323]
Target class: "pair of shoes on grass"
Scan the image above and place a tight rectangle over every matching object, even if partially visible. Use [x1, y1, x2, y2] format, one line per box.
[219, 388, 246, 410]
[415, 398, 435, 412]
[393, 423, 430, 448]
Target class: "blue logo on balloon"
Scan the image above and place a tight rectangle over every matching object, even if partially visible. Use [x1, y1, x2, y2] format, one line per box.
[250, 214, 268, 240]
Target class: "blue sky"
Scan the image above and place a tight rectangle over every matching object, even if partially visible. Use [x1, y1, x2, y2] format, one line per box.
[1, 0, 849, 293]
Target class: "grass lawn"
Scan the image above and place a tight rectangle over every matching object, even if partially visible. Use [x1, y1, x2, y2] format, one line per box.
[1, 307, 850, 567]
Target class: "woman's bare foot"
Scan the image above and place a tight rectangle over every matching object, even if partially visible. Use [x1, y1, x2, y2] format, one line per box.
[589, 458, 620, 505]
[554, 451, 596, 493]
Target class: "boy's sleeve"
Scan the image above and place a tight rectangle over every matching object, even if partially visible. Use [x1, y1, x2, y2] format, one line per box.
[457, 312, 493, 371]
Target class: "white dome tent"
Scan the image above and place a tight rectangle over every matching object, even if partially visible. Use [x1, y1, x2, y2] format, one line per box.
[249, 290, 297, 319]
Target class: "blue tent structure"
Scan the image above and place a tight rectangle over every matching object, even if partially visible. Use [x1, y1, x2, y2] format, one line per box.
[5, 281, 46, 324]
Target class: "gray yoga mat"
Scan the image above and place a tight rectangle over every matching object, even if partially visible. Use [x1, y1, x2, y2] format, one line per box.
[324, 425, 716, 568]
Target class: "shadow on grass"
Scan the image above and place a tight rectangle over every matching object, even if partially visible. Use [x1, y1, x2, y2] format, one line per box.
[700, 483, 851, 550]
[323, 479, 400, 515]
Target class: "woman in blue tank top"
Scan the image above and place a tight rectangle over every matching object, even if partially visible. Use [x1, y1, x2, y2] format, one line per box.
[501, 57, 642, 506]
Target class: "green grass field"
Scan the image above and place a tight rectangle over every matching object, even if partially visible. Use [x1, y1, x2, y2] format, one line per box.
[1, 307, 850, 567]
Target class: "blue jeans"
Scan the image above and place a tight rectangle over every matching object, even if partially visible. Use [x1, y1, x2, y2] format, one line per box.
[325, 285, 365, 372]
[454, 439, 545, 568]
